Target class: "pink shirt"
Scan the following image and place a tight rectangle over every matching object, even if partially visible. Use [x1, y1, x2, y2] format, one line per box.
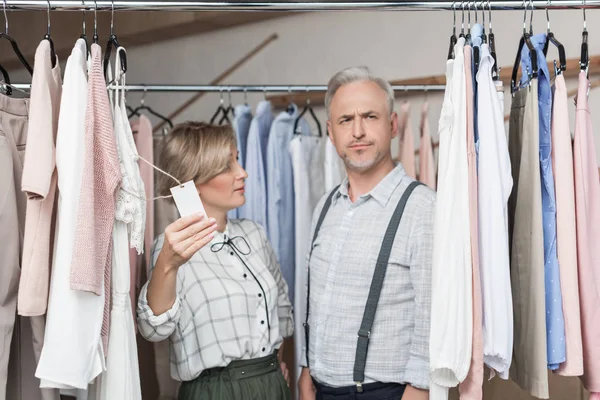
[573, 70, 600, 393]
[399, 102, 417, 179]
[419, 102, 436, 190]
[459, 45, 484, 400]
[18, 40, 62, 316]
[70, 43, 121, 351]
[552, 74, 584, 377]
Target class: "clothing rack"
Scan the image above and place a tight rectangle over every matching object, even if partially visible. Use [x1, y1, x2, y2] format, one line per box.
[11, 84, 447, 92]
[3, 0, 600, 11]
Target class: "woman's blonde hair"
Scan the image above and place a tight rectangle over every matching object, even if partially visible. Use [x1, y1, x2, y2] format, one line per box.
[156, 121, 237, 198]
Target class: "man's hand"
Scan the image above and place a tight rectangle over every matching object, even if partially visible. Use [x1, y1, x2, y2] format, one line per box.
[298, 367, 316, 400]
[401, 385, 429, 400]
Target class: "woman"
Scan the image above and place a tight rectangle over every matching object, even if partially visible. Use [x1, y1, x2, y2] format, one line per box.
[137, 122, 294, 400]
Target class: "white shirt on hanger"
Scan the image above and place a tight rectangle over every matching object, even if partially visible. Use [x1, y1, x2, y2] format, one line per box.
[289, 134, 325, 389]
[429, 36, 473, 400]
[476, 43, 513, 379]
[324, 137, 345, 191]
[36, 39, 106, 391]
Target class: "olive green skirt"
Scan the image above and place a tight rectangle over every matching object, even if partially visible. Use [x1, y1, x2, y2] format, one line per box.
[178, 352, 291, 400]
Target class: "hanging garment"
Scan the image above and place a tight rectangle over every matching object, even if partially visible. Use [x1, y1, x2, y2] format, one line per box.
[18, 39, 62, 317]
[36, 39, 106, 391]
[552, 74, 583, 377]
[429, 37, 472, 400]
[399, 102, 417, 179]
[573, 70, 600, 394]
[459, 45, 483, 400]
[100, 51, 142, 399]
[418, 102, 436, 190]
[520, 33, 566, 371]
[130, 114, 154, 322]
[231, 103, 253, 220]
[507, 82, 549, 399]
[266, 105, 310, 303]
[244, 100, 274, 231]
[289, 134, 325, 389]
[324, 137, 345, 191]
[0, 93, 59, 400]
[476, 43, 513, 379]
[70, 42, 121, 353]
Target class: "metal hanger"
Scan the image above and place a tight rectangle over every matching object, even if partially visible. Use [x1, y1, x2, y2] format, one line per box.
[511, 0, 539, 94]
[80, 0, 89, 57]
[286, 86, 295, 115]
[459, 1, 465, 38]
[447, 2, 457, 60]
[580, 0, 589, 76]
[219, 87, 235, 125]
[293, 88, 322, 137]
[93, 0, 98, 43]
[210, 89, 231, 125]
[127, 86, 174, 128]
[543, 0, 567, 75]
[43, 0, 57, 68]
[103, 0, 127, 78]
[487, 0, 499, 79]
[0, 0, 32, 95]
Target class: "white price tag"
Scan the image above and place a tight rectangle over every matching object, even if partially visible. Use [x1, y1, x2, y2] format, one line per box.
[170, 181, 207, 217]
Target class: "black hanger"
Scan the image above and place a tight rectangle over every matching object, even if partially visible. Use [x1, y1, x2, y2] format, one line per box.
[0, 63, 12, 96]
[103, 0, 127, 79]
[0, 0, 32, 79]
[447, 2, 458, 60]
[210, 91, 231, 125]
[542, 5, 567, 75]
[293, 92, 322, 137]
[219, 89, 235, 125]
[510, 0, 538, 94]
[80, 1, 89, 58]
[580, 2, 589, 76]
[43, 0, 56, 69]
[127, 90, 174, 128]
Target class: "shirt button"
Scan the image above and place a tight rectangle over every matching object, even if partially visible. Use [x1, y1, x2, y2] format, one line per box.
[258, 293, 262, 297]
[262, 347, 266, 352]
[243, 274, 247, 278]
[261, 320, 265, 325]
[230, 251, 234, 256]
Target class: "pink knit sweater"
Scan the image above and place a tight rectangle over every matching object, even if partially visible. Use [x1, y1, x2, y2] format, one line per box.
[70, 43, 121, 351]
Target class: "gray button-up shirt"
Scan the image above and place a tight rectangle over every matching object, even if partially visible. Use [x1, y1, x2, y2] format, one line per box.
[302, 164, 435, 390]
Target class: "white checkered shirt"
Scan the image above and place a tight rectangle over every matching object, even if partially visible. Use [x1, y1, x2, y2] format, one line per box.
[137, 219, 294, 381]
[301, 164, 435, 390]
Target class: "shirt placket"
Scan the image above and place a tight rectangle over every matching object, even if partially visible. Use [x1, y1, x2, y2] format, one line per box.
[314, 197, 362, 372]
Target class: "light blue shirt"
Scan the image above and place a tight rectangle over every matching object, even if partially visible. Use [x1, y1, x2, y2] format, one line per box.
[244, 100, 274, 231]
[266, 105, 311, 303]
[231, 104, 253, 220]
[520, 33, 566, 370]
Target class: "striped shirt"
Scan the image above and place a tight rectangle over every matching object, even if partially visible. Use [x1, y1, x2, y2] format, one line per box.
[137, 219, 294, 381]
[302, 164, 435, 390]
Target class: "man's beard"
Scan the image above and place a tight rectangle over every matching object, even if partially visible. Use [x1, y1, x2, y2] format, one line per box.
[342, 150, 381, 172]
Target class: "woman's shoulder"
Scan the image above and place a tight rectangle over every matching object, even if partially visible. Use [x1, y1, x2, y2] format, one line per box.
[229, 218, 268, 241]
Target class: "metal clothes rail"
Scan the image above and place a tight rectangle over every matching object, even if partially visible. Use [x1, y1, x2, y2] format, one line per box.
[10, 84, 448, 92]
[3, 0, 600, 12]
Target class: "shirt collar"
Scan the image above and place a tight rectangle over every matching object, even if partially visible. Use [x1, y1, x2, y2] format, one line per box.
[210, 222, 232, 245]
[255, 100, 272, 116]
[335, 164, 407, 208]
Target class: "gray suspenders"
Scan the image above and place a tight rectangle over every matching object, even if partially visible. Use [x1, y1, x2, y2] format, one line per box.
[304, 180, 423, 392]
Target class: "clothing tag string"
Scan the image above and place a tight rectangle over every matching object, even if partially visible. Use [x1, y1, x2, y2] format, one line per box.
[135, 154, 183, 201]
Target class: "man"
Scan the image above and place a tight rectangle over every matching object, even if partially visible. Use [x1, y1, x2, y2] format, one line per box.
[298, 66, 434, 400]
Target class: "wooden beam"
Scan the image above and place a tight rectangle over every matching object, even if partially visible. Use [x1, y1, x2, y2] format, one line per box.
[268, 55, 600, 109]
[153, 33, 279, 132]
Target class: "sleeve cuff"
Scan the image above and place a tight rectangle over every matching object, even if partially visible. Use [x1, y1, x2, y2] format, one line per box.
[137, 285, 181, 327]
[403, 356, 430, 390]
[299, 347, 308, 368]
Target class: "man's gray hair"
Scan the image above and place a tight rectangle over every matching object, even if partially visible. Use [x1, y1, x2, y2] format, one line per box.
[324, 66, 394, 119]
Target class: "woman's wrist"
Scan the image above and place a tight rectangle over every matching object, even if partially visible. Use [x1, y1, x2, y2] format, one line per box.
[155, 251, 180, 275]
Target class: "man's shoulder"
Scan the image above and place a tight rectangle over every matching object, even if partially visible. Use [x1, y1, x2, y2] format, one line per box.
[406, 181, 436, 210]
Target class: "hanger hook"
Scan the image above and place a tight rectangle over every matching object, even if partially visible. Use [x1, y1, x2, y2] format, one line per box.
[522, 0, 528, 34]
[452, 1, 456, 35]
[81, 0, 86, 36]
[219, 88, 224, 104]
[141, 86, 147, 106]
[305, 86, 311, 105]
[487, 0, 493, 31]
[481, 1, 486, 31]
[110, 0, 115, 36]
[227, 86, 232, 105]
[46, 0, 51, 37]
[546, 0, 551, 33]
[461, 1, 465, 35]
[93, 0, 97, 41]
[467, 1, 471, 32]
[243, 87, 248, 104]
[474, 1, 478, 23]
[583, 0, 587, 32]
[3, 0, 8, 35]
[529, 0, 534, 34]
